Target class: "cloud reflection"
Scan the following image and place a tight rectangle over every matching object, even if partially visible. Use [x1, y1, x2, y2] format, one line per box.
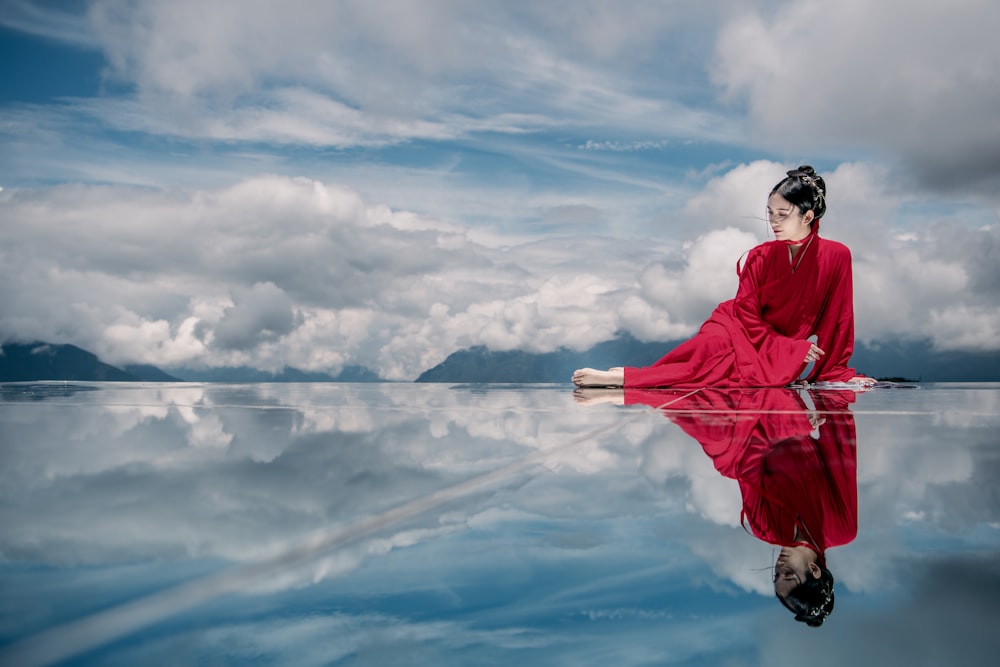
[1, 383, 998, 665]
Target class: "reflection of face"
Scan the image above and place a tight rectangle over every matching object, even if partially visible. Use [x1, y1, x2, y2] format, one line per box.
[773, 546, 821, 598]
[767, 194, 813, 242]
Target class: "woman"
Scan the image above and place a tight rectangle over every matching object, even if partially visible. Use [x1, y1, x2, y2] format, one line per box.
[572, 166, 874, 389]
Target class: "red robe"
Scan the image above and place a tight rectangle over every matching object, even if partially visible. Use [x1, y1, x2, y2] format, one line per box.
[626, 387, 858, 558]
[624, 233, 858, 388]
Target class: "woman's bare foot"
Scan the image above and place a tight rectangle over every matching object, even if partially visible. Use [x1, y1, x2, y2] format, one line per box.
[572, 367, 625, 387]
[573, 387, 625, 405]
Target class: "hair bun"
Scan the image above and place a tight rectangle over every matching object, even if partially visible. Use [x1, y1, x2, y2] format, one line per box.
[787, 166, 817, 181]
[769, 164, 827, 221]
[787, 166, 824, 196]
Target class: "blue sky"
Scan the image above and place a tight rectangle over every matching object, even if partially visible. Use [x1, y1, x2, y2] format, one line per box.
[1, 0, 998, 378]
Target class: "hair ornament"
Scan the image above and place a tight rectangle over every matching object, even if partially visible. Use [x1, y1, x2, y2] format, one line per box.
[807, 584, 835, 618]
[790, 169, 825, 203]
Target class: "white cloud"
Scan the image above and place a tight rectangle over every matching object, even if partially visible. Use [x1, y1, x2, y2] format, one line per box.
[0, 0, 99, 48]
[680, 160, 781, 236]
[213, 282, 298, 351]
[52, 0, 736, 149]
[712, 0, 1000, 190]
[928, 305, 1000, 351]
[1, 162, 997, 379]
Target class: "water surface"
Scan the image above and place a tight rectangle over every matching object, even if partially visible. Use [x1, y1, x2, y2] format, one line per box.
[1, 382, 998, 666]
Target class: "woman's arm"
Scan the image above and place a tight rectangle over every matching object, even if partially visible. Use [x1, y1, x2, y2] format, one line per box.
[809, 245, 860, 383]
[732, 247, 813, 384]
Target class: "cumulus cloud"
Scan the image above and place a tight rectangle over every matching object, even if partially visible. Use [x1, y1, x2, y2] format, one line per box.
[1, 161, 997, 378]
[1, 167, 676, 377]
[0, 176, 507, 377]
[680, 160, 781, 235]
[712, 0, 1000, 191]
[213, 282, 298, 351]
[633, 227, 760, 331]
[3, 4, 996, 372]
[816, 162, 1000, 350]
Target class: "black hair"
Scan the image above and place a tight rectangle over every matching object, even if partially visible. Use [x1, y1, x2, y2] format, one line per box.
[769, 165, 827, 221]
[776, 565, 835, 627]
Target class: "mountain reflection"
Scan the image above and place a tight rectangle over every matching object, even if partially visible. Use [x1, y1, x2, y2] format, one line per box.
[621, 387, 858, 626]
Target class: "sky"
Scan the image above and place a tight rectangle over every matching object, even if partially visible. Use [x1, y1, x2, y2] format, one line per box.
[1, 0, 998, 379]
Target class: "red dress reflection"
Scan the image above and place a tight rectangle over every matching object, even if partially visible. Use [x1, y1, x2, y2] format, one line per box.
[625, 387, 858, 561]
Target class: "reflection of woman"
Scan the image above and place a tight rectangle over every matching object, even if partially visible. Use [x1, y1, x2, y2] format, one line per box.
[573, 166, 874, 389]
[626, 387, 858, 626]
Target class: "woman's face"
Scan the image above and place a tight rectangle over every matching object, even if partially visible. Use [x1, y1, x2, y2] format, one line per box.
[773, 546, 822, 598]
[767, 194, 813, 242]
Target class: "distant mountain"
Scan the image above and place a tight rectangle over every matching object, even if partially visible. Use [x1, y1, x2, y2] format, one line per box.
[0, 342, 138, 381]
[850, 339, 1000, 382]
[333, 365, 384, 382]
[0, 342, 382, 383]
[416, 335, 1000, 383]
[6, 337, 996, 385]
[122, 364, 183, 382]
[416, 335, 672, 383]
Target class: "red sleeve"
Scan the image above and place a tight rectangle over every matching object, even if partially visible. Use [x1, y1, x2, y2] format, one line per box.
[809, 244, 858, 382]
[733, 247, 812, 384]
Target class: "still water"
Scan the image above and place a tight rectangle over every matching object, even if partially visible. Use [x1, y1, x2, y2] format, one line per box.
[1, 382, 998, 666]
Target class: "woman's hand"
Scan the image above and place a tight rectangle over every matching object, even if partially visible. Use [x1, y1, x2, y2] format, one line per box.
[803, 343, 825, 364]
[572, 367, 625, 388]
[849, 375, 877, 388]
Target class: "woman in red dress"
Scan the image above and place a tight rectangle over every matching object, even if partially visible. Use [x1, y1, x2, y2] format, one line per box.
[573, 166, 874, 389]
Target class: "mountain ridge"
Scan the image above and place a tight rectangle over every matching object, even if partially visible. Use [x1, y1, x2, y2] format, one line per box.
[0, 342, 383, 383]
[3, 337, 998, 384]
[0, 342, 142, 382]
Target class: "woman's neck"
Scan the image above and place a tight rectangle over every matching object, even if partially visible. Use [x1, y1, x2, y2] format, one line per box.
[785, 227, 817, 263]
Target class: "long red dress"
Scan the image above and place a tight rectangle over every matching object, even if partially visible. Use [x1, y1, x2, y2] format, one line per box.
[624, 231, 858, 388]
[625, 388, 858, 559]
